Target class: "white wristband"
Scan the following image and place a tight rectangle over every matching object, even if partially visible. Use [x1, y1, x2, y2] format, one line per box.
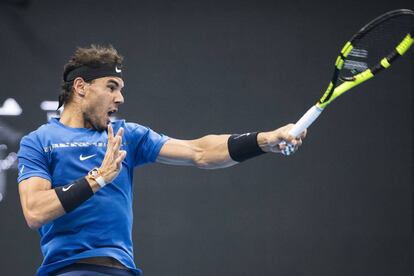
[88, 167, 107, 188]
[95, 176, 106, 188]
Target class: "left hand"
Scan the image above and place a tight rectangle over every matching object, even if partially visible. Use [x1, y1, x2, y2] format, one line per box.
[258, 124, 307, 154]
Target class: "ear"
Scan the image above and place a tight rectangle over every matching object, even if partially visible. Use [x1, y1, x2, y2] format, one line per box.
[73, 77, 87, 97]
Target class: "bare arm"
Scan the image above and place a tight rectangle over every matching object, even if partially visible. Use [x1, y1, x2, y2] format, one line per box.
[157, 134, 236, 169]
[18, 124, 126, 229]
[19, 177, 65, 229]
[18, 176, 102, 229]
[157, 124, 306, 169]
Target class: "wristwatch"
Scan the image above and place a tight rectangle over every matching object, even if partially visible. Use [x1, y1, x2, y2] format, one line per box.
[87, 167, 106, 188]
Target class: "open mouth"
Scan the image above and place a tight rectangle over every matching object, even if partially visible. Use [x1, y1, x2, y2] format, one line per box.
[107, 109, 117, 117]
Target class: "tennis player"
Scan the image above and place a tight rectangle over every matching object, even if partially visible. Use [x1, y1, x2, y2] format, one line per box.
[17, 45, 306, 276]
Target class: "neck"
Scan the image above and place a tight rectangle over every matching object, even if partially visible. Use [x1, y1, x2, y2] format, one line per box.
[59, 103, 86, 128]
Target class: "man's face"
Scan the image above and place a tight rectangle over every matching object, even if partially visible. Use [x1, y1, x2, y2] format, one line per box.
[81, 76, 124, 131]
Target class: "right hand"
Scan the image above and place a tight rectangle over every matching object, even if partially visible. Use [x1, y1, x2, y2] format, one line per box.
[258, 124, 307, 154]
[99, 124, 127, 183]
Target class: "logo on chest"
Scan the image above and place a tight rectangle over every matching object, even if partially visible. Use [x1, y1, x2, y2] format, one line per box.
[79, 153, 97, 161]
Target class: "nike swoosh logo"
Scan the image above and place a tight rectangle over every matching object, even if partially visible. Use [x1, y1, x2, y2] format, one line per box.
[234, 133, 251, 139]
[79, 154, 96, 161]
[62, 184, 74, 192]
[19, 165, 25, 174]
[115, 66, 122, 73]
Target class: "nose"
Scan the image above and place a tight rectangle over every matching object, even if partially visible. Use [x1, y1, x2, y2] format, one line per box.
[114, 90, 124, 105]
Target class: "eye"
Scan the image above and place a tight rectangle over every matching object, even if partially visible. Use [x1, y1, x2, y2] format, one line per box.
[107, 85, 115, 91]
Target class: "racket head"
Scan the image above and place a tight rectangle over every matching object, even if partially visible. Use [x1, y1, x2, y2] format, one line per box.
[318, 9, 414, 108]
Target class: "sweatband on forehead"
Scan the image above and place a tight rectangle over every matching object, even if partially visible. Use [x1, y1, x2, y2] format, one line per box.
[64, 64, 123, 82]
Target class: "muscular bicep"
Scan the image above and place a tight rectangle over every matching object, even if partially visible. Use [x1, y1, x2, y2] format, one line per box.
[156, 135, 236, 169]
[19, 176, 51, 202]
[18, 177, 64, 229]
[156, 138, 201, 166]
[19, 177, 51, 216]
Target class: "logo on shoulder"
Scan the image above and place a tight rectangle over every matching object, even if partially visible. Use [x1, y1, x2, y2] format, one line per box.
[19, 165, 25, 175]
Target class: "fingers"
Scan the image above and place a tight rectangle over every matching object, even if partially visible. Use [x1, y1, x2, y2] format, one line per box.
[274, 142, 285, 153]
[111, 138, 122, 162]
[115, 150, 127, 166]
[107, 124, 114, 143]
[282, 134, 298, 146]
[283, 124, 307, 144]
[299, 129, 307, 139]
[107, 125, 124, 149]
[294, 136, 303, 147]
[291, 129, 306, 150]
[285, 134, 303, 152]
[272, 124, 307, 155]
[112, 127, 124, 151]
[104, 126, 124, 163]
[115, 126, 124, 139]
[107, 124, 124, 143]
[100, 127, 126, 183]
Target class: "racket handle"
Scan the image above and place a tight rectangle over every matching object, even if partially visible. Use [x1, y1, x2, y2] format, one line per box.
[280, 105, 323, 156]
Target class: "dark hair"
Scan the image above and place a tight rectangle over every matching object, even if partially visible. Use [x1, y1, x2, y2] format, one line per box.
[58, 44, 124, 108]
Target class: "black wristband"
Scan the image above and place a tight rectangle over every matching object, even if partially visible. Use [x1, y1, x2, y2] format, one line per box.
[55, 177, 94, 213]
[227, 132, 265, 162]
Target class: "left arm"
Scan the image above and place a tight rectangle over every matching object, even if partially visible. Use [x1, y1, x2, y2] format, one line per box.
[156, 124, 306, 169]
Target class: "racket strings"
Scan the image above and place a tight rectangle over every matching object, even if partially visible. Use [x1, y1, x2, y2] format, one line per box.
[339, 14, 414, 79]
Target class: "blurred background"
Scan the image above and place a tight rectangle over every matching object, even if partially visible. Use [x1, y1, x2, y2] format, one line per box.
[0, 0, 413, 275]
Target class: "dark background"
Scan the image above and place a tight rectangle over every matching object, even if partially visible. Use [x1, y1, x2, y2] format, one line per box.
[1, 0, 413, 275]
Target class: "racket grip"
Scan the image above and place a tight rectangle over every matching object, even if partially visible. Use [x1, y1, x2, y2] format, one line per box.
[280, 105, 323, 156]
[288, 105, 322, 137]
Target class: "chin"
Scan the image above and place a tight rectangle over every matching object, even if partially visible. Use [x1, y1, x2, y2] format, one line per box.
[94, 125, 107, 132]
[93, 120, 108, 132]
[83, 113, 107, 132]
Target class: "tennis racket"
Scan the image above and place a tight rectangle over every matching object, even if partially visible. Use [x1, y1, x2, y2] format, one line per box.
[281, 9, 414, 155]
